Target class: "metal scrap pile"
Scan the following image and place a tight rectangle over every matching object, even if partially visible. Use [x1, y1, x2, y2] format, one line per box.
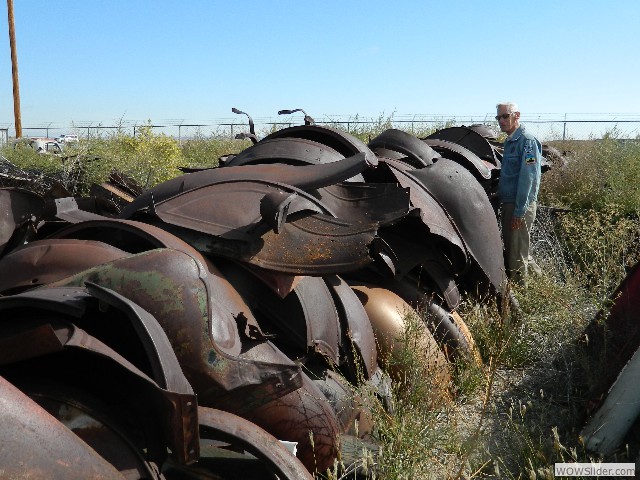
[1, 120, 512, 479]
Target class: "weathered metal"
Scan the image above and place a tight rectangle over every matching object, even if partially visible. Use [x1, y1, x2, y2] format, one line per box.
[222, 137, 345, 167]
[323, 274, 380, 381]
[422, 138, 496, 181]
[424, 126, 501, 167]
[312, 182, 411, 225]
[195, 406, 314, 480]
[349, 282, 452, 396]
[0, 284, 200, 466]
[45, 249, 302, 411]
[311, 369, 375, 437]
[0, 122, 519, 476]
[120, 151, 375, 219]
[0, 238, 129, 294]
[0, 284, 320, 476]
[215, 259, 343, 364]
[0, 187, 44, 257]
[261, 124, 378, 167]
[241, 372, 341, 474]
[0, 376, 128, 479]
[368, 128, 440, 168]
[375, 159, 469, 274]
[408, 159, 507, 297]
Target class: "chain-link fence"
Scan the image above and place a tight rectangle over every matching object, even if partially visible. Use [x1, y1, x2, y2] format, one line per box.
[2, 114, 639, 145]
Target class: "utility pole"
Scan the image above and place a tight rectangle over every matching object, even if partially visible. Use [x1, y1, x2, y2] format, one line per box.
[7, 0, 22, 138]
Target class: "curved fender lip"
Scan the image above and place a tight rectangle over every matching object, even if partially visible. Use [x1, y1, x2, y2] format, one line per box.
[152, 180, 332, 242]
[369, 128, 439, 168]
[0, 375, 127, 480]
[261, 124, 378, 168]
[196, 406, 314, 480]
[324, 275, 378, 380]
[424, 126, 501, 166]
[48, 217, 206, 253]
[0, 287, 200, 465]
[46, 218, 259, 359]
[159, 203, 381, 276]
[423, 138, 494, 180]
[408, 160, 506, 296]
[222, 136, 344, 167]
[0, 238, 130, 294]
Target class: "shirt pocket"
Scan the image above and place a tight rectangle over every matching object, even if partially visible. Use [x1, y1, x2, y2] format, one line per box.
[501, 153, 520, 176]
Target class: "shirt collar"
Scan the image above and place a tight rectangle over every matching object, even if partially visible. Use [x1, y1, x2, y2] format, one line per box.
[506, 125, 524, 142]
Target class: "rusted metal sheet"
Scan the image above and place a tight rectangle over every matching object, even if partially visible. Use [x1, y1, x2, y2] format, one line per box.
[46, 218, 309, 359]
[223, 137, 345, 167]
[422, 138, 496, 182]
[379, 159, 468, 273]
[45, 249, 302, 412]
[49, 216, 209, 253]
[423, 300, 481, 364]
[312, 369, 375, 437]
[348, 282, 452, 398]
[119, 152, 373, 218]
[0, 285, 200, 465]
[0, 121, 518, 476]
[408, 159, 507, 296]
[152, 181, 329, 241]
[0, 238, 129, 294]
[323, 274, 379, 380]
[313, 182, 411, 225]
[261, 124, 378, 168]
[24, 384, 158, 478]
[242, 372, 341, 474]
[149, 185, 383, 275]
[467, 123, 499, 142]
[369, 128, 439, 168]
[49, 196, 117, 223]
[214, 259, 342, 365]
[361, 250, 461, 311]
[195, 406, 314, 480]
[0, 376, 127, 479]
[425, 126, 501, 166]
[0, 187, 44, 258]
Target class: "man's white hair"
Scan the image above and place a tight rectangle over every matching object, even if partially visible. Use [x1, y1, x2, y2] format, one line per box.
[496, 102, 519, 113]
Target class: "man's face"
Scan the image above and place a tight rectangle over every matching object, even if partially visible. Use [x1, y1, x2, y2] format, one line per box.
[496, 106, 519, 135]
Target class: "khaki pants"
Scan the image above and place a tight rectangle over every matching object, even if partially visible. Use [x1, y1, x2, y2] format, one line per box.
[501, 202, 538, 287]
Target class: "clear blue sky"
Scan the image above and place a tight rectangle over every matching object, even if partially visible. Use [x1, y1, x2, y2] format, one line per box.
[1, 0, 639, 128]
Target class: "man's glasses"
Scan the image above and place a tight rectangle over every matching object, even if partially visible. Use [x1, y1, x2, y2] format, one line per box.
[495, 113, 513, 120]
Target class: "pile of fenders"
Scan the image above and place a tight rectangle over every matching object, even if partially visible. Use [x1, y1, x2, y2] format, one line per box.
[0, 110, 603, 479]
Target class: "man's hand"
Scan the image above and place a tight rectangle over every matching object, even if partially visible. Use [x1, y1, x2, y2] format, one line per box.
[511, 216, 524, 230]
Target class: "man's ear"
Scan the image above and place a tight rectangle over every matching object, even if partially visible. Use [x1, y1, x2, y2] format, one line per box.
[514, 111, 521, 120]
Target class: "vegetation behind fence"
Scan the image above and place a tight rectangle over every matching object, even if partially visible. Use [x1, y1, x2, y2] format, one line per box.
[2, 113, 639, 144]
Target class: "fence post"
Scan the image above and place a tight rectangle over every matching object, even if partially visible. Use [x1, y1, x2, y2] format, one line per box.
[562, 114, 567, 141]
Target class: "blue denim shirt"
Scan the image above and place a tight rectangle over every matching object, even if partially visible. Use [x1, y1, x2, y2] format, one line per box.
[497, 125, 542, 218]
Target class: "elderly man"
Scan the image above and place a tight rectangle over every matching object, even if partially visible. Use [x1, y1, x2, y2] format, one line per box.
[496, 102, 542, 287]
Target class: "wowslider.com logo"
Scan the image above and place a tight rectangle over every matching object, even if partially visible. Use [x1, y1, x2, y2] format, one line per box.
[554, 462, 635, 477]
